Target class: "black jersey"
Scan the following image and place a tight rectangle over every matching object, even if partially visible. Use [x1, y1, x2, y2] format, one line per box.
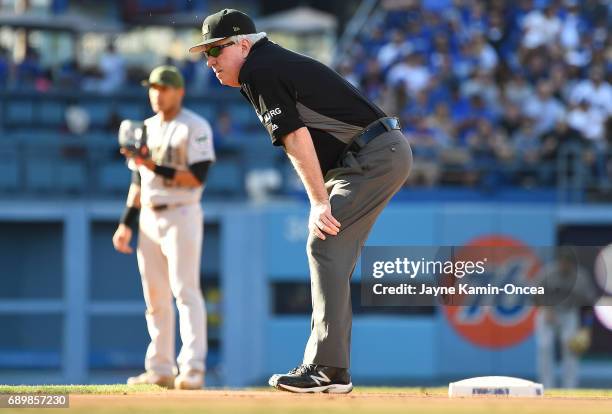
[238, 38, 386, 174]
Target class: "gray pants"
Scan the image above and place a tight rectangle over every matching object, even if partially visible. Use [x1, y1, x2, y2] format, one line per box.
[303, 129, 412, 369]
[536, 308, 580, 388]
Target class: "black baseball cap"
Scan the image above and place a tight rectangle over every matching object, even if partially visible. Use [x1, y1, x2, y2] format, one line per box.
[189, 9, 256, 53]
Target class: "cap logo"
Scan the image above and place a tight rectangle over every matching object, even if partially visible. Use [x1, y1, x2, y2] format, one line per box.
[233, 26, 240, 32]
[202, 24, 210, 35]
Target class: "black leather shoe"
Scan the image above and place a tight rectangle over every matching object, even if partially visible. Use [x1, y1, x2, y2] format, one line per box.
[268, 364, 353, 394]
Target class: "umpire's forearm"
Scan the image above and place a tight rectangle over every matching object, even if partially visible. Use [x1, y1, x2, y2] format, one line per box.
[282, 127, 328, 205]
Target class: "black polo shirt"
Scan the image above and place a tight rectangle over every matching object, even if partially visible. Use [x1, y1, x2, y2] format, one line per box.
[238, 37, 386, 174]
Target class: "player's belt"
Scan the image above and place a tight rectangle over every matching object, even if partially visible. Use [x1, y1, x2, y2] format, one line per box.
[150, 203, 183, 212]
[346, 117, 401, 154]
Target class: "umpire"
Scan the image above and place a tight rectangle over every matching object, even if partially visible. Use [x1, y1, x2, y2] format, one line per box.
[190, 9, 412, 393]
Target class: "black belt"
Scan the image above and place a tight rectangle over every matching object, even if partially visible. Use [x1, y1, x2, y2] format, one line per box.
[346, 117, 401, 153]
[151, 204, 184, 212]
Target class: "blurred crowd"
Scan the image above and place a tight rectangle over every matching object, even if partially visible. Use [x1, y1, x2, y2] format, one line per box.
[340, 0, 611, 188]
[0, 43, 210, 95]
[1, 0, 611, 191]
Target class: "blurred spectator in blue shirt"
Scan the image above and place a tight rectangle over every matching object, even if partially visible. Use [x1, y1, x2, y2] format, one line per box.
[524, 80, 566, 135]
[485, 9, 511, 62]
[452, 40, 480, 80]
[570, 66, 612, 116]
[467, 118, 515, 187]
[548, 63, 573, 103]
[0, 47, 9, 89]
[521, 4, 562, 50]
[567, 99, 607, 145]
[471, 32, 499, 74]
[98, 43, 126, 93]
[377, 29, 412, 70]
[361, 58, 386, 103]
[513, 117, 541, 165]
[401, 89, 433, 125]
[504, 72, 534, 105]
[559, 1, 585, 51]
[387, 52, 432, 97]
[404, 117, 443, 187]
[16, 48, 42, 88]
[565, 33, 594, 68]
[522, 48, 553, 84]
[499, 101, 524, 138]
[540, 119, 586, 163]
[57, 59, 82, 90]
[426, 102, 455, 147]
[338, 60, 360, 88]
[212, 110, 244, 154]
[461, 69, 501, 115]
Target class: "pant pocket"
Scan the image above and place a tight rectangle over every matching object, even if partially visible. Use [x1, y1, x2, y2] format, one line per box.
[356, 139, 401, 159]
[325, 151, 363, 181]
[356, 141, 401, 175]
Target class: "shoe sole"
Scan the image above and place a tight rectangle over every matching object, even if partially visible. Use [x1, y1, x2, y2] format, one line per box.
[127, 382, 175, 389]
[175, 384, 203, 390]
[175, 380, 204, 390]
[275, 382, 353, 394]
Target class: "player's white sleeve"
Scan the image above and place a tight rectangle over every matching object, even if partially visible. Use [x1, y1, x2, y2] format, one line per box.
[187, 118, 216, 164]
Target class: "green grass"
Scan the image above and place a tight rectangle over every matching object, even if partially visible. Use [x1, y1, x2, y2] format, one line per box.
[0, 384, 163, 394]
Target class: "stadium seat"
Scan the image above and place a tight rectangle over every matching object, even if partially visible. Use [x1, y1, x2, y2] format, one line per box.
[6, 100, 34, 125]
[22, 131, 61, 144]
[116, 103, 145, 121]
[237, 133, 282, 170]
[38, 100, 65, 126]
[0, 159, 19, 192]
[228, 104, 259, 126]
[0, 144, 20, 192]
[81, 101, 112, 128]
[98, 161, 131, 194]
[57, 162, 87, 193]
[87, 131, 117, 145]
[206, 160, 243, 197]
[188, 102, 216, 120]
[21, 134, 62, 160]
[25, 160, 57, 192]
[86, 133, 119, 162]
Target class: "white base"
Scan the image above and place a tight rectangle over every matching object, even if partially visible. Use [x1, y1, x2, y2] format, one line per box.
[449, 376, 544, 397]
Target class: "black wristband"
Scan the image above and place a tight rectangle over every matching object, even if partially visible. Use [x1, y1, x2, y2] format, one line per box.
[154, 165, 177, 179]
[189, 161, 212, 184]
[120, 206, 140, 226]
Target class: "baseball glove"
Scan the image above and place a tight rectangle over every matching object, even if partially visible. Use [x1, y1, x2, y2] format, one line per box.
[118, 120, 149, 159]
[567, 327, 592, 355]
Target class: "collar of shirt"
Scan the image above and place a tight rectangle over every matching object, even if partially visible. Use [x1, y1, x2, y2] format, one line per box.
[238, 37, 269, 85]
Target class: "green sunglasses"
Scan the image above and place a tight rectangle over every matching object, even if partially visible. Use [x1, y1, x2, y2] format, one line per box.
[204, 41, 235, 58]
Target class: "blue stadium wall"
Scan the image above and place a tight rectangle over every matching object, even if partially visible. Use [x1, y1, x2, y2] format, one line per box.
[0, 200, 610, 386]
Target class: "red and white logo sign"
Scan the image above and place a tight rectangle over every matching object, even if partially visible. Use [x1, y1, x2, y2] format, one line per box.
[443, 235, 541, 349]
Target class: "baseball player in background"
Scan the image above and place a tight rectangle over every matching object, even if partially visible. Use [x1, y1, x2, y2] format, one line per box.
[112, 65, 215, 389]
[536, 251, 597, 389]
[190, 9, 412, 393]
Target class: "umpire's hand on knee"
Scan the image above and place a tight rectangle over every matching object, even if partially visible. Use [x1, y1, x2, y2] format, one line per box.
[113, 224, 134, 254]
[309, 201, 341, 240]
